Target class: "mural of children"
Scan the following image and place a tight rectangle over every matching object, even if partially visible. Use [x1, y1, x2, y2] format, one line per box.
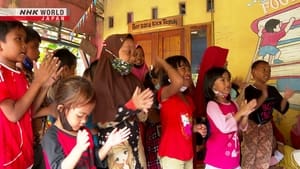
[257, 17, 295, 64]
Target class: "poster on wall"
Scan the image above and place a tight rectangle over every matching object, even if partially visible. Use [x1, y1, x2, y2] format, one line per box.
[250, 3, 300, 109]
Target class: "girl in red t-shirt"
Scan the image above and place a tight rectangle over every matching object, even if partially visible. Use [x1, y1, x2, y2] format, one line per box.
[155, 56, 207, 169]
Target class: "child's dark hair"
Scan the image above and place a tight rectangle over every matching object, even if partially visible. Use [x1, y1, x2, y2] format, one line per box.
[53, 48, 77, 69]
[54, 76, 96, 110]
[161, 55, 190, 86]
[83, 60, 98, 81]
[125, 33, 134, 41]
[144, 71, 155, 90]
[0, 21, 25, 41]
[251, 60, 268, 70]
[25, 26, 41, 43]
[265, 19, 280, 32]
[203, 67, 231, 102]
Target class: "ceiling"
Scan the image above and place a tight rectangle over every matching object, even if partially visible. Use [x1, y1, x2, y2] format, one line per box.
[0, 0, 104, 36]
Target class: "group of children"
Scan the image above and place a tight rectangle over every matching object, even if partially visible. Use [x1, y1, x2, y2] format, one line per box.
[0, 20, 295, 169]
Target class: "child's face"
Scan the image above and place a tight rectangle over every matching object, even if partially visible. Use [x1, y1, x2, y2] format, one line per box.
[213, 72, 231, 98]
[274, 22, 282, 32]
[252, 62, 271, 83]
[177, 61, 192, 87]
[65, 102, 95, 131]
[0, 27, 26, 67]
[61, 64, 77, 78]
[26, 39, 40, 61]
[134, 48, 145, 65]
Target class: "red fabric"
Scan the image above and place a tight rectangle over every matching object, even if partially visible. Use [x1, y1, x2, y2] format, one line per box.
[125, 99, 137, 110]
[0, 64, 33, 169]
[291, 130, 300, 149]
[131, 63, 149, 82]
[157, 88, 195, 160]
[193, 46, 228, 118]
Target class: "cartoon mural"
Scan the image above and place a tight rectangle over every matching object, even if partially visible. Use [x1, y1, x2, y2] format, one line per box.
[250, 3, 300, 110]
[246, 4, 300, 162]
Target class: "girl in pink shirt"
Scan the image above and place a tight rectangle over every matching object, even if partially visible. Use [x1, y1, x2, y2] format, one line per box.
[203, 67, 256, 169]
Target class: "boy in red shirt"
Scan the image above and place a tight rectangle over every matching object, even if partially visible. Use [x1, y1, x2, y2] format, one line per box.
[0, 21, 59, 169]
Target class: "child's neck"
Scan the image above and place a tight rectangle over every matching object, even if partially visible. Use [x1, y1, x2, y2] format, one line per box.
[0, 60, 18, 70]
[215, 96, 230, 104]
[253, 81, 266, 88]
[55, 120, 77, 136]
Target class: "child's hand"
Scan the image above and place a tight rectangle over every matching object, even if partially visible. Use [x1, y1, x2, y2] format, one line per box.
[153, 56, 165, 68]
[283, 87, 295, 100]
[75, 129, 90, 153]
[290, 17, 296, 23]
[44, 66, 63, 87]
[131, 87, 153, 113]
[240, 99, 257, 116]
[33, 56, 60, 86]
[194, 124, 207, 138]
[105, 127, 131, 147]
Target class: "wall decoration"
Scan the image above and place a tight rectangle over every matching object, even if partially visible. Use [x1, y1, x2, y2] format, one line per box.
[249, 3, 300, 109]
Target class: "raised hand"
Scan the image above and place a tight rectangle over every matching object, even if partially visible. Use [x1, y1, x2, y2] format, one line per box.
[105, 127, 131, 147]
[33, 55, 60, 86]
[131, 87, 153, 113]
[283, 87, 295, 100]
[193, 124, 207, 138]
[239, 99, 257, 116]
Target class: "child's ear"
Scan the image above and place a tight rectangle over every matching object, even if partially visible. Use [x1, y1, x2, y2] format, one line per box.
[0, 42, 3, 51]
[57, 104, 64, 112]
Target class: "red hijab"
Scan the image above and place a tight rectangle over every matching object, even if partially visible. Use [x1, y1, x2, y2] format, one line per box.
[193, 46, 228, 118]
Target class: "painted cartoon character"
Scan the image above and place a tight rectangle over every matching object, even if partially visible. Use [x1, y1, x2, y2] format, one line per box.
[109, 142, 135, 169]
[181, 113, 192, 137]
[257, 17, 295, 64]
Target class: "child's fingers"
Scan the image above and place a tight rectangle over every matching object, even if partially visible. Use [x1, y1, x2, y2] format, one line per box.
[110, 128, 118, 134]
[140, 88, 153, 99]
[132, 87, 140, 98]
[120, 128, 131, 138]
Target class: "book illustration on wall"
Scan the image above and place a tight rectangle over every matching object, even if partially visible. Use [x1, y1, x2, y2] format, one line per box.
[250, 3, 300, 109]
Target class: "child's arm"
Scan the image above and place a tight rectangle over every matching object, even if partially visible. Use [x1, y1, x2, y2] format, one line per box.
[155, 56, 184, 101]
[193, 123, 207, 138]
[253, 84, 268, 109]
[33, 103, 57, 119]
[32, 66, 62, 114]
[280, 87, 294, 112]
[257, 21, 265, 37]
[284, 17, 296, 33]
[0, 57, 59, 122]
[234, 99, 256, 129]
[97, 127, 130, 160]
[61, 129, 90, 169]
[207, 101, 238, 133]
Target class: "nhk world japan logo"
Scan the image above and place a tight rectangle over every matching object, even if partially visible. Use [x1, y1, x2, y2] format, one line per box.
[0, 8, 69, 21]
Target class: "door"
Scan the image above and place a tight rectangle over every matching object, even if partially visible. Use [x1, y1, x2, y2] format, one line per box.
[134, 28, 184, 66]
